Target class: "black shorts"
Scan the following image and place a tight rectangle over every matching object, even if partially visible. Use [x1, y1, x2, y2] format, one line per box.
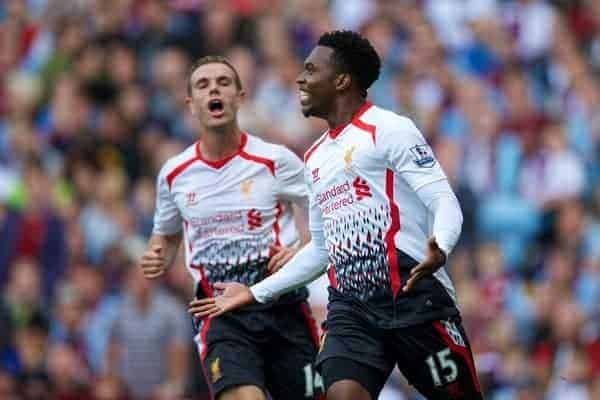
[193, 301, 324, 399]
[316, 308, 483, 400]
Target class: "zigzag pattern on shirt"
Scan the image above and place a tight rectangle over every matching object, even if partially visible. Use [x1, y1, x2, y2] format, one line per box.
[324, 205, 393, 301]
[191, 236, 274, 287]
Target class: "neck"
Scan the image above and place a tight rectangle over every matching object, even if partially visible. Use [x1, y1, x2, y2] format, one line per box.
[325, 95, 367, 129]
[199, 122, 243, 161]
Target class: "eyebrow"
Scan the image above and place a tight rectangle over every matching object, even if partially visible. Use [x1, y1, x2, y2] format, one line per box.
[193, 75, 234, 85]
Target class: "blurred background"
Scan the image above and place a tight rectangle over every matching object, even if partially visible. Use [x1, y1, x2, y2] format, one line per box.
[0, 0, 598, 399]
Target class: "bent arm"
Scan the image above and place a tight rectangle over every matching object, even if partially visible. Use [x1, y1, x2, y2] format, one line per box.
[415, 179, 463, 256]
[148, 232, 182, 269]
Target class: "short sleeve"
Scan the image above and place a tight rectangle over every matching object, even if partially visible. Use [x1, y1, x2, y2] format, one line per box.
[379, 117, 447, 191]
[274, 146, 309, 207]
[152, 165, 183, 235]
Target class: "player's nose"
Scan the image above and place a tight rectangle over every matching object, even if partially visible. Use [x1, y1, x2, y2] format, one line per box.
[208, 80, 220, 95]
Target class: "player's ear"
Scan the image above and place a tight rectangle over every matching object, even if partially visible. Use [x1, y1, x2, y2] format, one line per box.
[335, 73, 351, 91]
[237, 88, 246, 102]
[186, 96, 196, 116]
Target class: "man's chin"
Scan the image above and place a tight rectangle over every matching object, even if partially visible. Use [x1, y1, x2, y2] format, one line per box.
[206, 117, 233, 129]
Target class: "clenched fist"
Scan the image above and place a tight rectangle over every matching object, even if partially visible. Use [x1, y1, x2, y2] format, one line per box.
[140, 245, 167, 279]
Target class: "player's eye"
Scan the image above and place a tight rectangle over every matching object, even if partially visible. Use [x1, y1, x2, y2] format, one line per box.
[218, 77, 232, 86]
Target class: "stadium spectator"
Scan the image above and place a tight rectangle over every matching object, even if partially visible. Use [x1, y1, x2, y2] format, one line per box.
[0, 1, 598, 398]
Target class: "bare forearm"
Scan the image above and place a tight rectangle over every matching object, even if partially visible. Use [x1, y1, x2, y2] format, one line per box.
[105, 343, 120, 376]
[167, 343, 188, 386]
[149, 233, 182, 269]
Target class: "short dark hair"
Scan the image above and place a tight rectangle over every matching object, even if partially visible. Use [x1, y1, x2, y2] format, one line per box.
[187, 55, 243, 95]
[317, 30, 381, 97]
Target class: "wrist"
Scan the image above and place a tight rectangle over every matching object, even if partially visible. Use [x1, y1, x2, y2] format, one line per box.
[437, 247, 447, 264]
[292, 240, 305, 251]
[249, 285, 269, 304]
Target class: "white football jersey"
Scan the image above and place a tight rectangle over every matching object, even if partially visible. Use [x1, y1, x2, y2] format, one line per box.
[304, 102, 456, 302]
[153, 133, 308, 293]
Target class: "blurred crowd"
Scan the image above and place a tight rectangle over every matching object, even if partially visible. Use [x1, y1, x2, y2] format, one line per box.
[0, 0, 598, 399]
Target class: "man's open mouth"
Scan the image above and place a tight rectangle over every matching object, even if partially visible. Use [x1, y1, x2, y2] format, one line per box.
[299, 90, 311, 105]
[208, 99, 225, 116]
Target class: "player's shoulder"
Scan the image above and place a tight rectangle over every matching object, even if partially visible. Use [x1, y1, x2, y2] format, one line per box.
[362, 105, 420, 138]
[244, 133, 303, 174]
[245, 133, 300, 160]
[244, 133, 282, 155]
[158, 142, 198, 178]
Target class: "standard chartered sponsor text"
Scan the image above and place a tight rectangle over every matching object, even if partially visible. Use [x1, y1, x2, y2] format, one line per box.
[189, 210, 244, 227]
[317, 181, 357, 215]
[316, 181, 351, 205]
[198, 224, 245, 239]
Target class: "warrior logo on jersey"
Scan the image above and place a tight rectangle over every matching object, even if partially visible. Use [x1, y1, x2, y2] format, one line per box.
[344, 145, 356, 171]
[241, 179, 253, 200]
[186, 192, 198, 206]
[410, 144, 436, 168]
[312, 168, 320, 183]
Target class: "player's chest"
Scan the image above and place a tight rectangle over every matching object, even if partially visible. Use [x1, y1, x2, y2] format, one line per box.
[171, 164, 276, 218]
[307, 135, 382, 191]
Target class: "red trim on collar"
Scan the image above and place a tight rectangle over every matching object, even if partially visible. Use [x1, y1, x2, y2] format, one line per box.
[195, 132, 248, 169]
[238, 150, 275, 176]
[304, 133, 328, 163]
[166, 155, 201, 189]
[352, 118, 376, 144]
[328, 101, 373, 139]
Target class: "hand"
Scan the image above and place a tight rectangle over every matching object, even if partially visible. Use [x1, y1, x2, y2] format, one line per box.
[140, 245, 167, 279]
[188, 282, 256, 319]
[403, 237, 446, 292]
[267, 244, 298, 273]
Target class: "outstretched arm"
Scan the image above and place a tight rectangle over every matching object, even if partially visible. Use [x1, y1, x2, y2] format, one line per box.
[188, 229, 328, 318]
[189, 166, 328, 318]
[252, 230, 328, 302]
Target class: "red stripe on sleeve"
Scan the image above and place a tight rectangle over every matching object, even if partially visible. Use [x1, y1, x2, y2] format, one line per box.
[327, 266, 337, 289]
[272, 202, 282, 246]
[384, 169, 401, 297]
[166, 155, 200, 189]
[239, 151, 275, 175]
[352, 118, 376, 144]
